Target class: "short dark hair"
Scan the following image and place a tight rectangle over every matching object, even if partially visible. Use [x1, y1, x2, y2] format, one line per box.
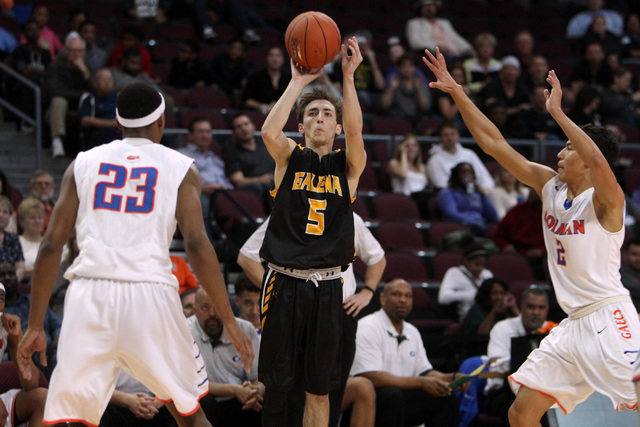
[624, 237, 640, 252]
[120, 23, 145, 41]
[180, 287, 197, 301]
[579, 123, 619, 168]
[116, 82, 162, 127]
[234, 273, 261, 295]
[520, 285, 548, 306]
[78, 19, 97, 33]
[187, 116, 212, 132]
[438, 120, 459, 135]
[296, 87, 343, 125]
[122, 47, 142, 60]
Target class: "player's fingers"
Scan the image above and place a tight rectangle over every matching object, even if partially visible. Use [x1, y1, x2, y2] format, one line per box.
[39, 350, 48, 366]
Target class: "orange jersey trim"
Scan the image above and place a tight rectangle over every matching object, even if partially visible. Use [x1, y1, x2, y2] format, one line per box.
[45, 419, 98, 427]
[509, 375, 568, 415]
[155, 390, 208, 416]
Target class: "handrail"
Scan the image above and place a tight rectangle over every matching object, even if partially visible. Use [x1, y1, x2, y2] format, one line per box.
[0, 61, 42, 169]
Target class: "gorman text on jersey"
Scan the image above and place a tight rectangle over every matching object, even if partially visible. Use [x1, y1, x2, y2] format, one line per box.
[292, 172, 343, 196]
[544, 211, 585, 236]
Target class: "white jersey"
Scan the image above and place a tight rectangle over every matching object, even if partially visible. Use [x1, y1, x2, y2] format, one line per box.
[542, 176, 628, 314]
[65, 138, 193, 287]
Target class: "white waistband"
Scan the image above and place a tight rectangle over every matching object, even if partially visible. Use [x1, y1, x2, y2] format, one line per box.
[568, 295, 631, 319]
[267, 263, 342, 287]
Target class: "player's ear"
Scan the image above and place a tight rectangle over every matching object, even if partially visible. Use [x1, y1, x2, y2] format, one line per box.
[298, 123, 304, 134]
[335, 124, 342, 136]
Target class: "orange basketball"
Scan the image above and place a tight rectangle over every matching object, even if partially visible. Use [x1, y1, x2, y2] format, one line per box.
[285, 11, 341, 71]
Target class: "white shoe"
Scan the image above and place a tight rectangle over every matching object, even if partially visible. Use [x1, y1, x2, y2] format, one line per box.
[202, 26, 216, 41]
[52, 137, 65, 158]
[242, 29, 261, 44]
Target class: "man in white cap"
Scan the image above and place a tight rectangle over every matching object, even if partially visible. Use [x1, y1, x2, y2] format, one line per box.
[17, 81, 253, 427]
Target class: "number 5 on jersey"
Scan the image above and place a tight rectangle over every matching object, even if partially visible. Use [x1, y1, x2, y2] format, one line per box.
[94, 163, 157, 213]
[306, 198, 326, 235]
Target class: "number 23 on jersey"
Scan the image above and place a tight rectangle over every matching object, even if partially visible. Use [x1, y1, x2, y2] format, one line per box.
[94, 163, 157, 213]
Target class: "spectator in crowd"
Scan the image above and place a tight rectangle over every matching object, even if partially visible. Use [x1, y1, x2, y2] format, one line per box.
[44, 36, 93, 158]
[388, 134, 428, 196]
[480, 56, 530, 125]
[516, 84, 565, 143]
[0, 26, 17, 61]
[171, 254, 199, 295]
[378, 53, 432, 127]
[331, 30, 385, 110]
[568, 86, 603, 126]
[243, 45, 290, 114]
[167, 0, 217, 42]
[210, 39, 250, 97]
[518, 54, 550, 94]
[225, 113, 274, 202]
[404, 0, 472, 60]
[463, 278, 519, 335]
[177, 116, 232, 240]
[488, 166, 529, 221]
[65, 8, 86, 40]
[426, 121, 495, 192]
[438, 241, 494, 322]
[20, 2, 63, 60]
[437, 162, 498, 235]
[566, 0, 624, 40]
[167, 40, 209, 91]
[9, 18, 51, 123]
[485, 101, 526, 142]
[180, 287, 197, 318]
[0, 170, 22, 233]
[78, 20, 108, 71]
[463, 33, 502, 95]
[78, 68, 120, 149]
[100, 371, 176, 427]
[580, 14, 624, 56]
[568, 41, 613, 103]
[620, 238, 640, 312]
[598, 66, 640, 127]
[233, 274, 261, 334]
[122, 0, 168, 26]
[28, 170, 55, 234]
[16, 198, 45, 284]
[107, 24, 153, 77]
[512, 30, 536, 74]
[110, 48, 157, 91]
[187, 287, 263, 426]
[483, 286, 557, 425]
[0, 197, 25, 283]
[351, 278, 468, 427]
[0, 284, 48, 427]
[620, 12, 640, 60]
[205, 0, 264, 44]
[432, 62, 470, 134]
[384, 36, 430, 86]
[493, 190, 546, 280]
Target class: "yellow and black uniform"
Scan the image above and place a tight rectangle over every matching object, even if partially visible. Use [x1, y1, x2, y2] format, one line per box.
[258, 145, 355, 423]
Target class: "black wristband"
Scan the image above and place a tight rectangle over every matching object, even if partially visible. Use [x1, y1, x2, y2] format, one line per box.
[361, 285, 376, 294]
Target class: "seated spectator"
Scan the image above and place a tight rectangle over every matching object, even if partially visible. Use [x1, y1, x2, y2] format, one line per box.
[17, 198, 46, 283]
[44, 35, 93, 158]
[171, 254, 199, 295]
[384, 36, 430, 86]
[378, 53, 432, 127]
[187, 287, 263, 426]
[432, 62, 470, 133]
[568, 86, 603, 126]
[485, 101, 527, 143]
[233, 274, 261, 334]
[438, 241, 494, 322]
[9, 18, 51, 124]
[566, 0, 624, 40]
[107, 24, 153, 77]
[480, 56, 530, 124]
[404, 0, 472, 60]
[493, 190, 546, 280]
[436, 162, 498, 236]
[100, 371, 176, 427]
[1, 261, 61, 376]
[0, 197, 25, 283]
[483, 286, 557, 424]
[177, 116, 232, 240]
[205, 0, 264, 44]
[462, 278, 519, 335]
[0, 26, 17, 61]
[167, 40, 209, 91]
[78, 68, 120, 149]
[598, 66, 640, 127]
[516, 84, 564, 143]
[488, 166, 529, 221]
[0, 284, 48, 426]
[568, 41, 613, 103]
[225, 113, 275, 202]
[78, 19, 108, 71]
[512, 30, 535, 74]
[0, 170, 22, 233]
[20, 2, 63, 60]
[64, 8, 86, 41]
[620, 12, 640, 60]
[210, 39, 250, 97]
[243, 45, 290, 114]
[426, 121, 494, 193]
[180, 287, 197, 318]
[122, 0, 168, 26]
[388, 134, 428, 196]
[518, 54, 550, 94]
[167, 0, 216, 42]
[580, 14, 624, 56]
[620, 237, 640, 312]
[28, 170, 56, 234]
[351, 278, 468, 427]
[463, 33, 502, 95]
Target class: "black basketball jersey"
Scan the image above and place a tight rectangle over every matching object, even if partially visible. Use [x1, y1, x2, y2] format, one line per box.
[260, 145, 355, 269]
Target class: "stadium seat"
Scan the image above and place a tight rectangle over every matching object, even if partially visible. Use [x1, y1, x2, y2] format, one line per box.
[372, 117, 413, 136]
[382, 252, 429, 283]
[623, 166, 640, 194]
[372, 192, 421, 220]
[486, 252, 534, 283]
[431, 251, 464, 281]
[186, 87, 231, 110]
[427, 221, 470, 249]
[376, 219, 428, 252]
[0, 362, 48, 394]
[212, 190, 266, 240]
[358, 162, 380, 192]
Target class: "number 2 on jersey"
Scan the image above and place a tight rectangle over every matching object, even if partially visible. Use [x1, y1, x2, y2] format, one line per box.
[555, 238, 566, 266]
[306, 198, 326, 235]
[94, 163, 157, 213]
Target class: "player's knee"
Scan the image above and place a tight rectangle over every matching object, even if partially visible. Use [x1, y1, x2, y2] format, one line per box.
[508, 401, 526, 427]
[306, 391, 329, 404]
[351, 377, 376, 405]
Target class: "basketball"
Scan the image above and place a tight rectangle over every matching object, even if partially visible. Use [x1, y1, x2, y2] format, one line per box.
[285, 11, 341, 71]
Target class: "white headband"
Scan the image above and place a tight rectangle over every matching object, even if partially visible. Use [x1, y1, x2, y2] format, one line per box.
[116, 93, 165, 128]
[0, 282, 4, 294]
